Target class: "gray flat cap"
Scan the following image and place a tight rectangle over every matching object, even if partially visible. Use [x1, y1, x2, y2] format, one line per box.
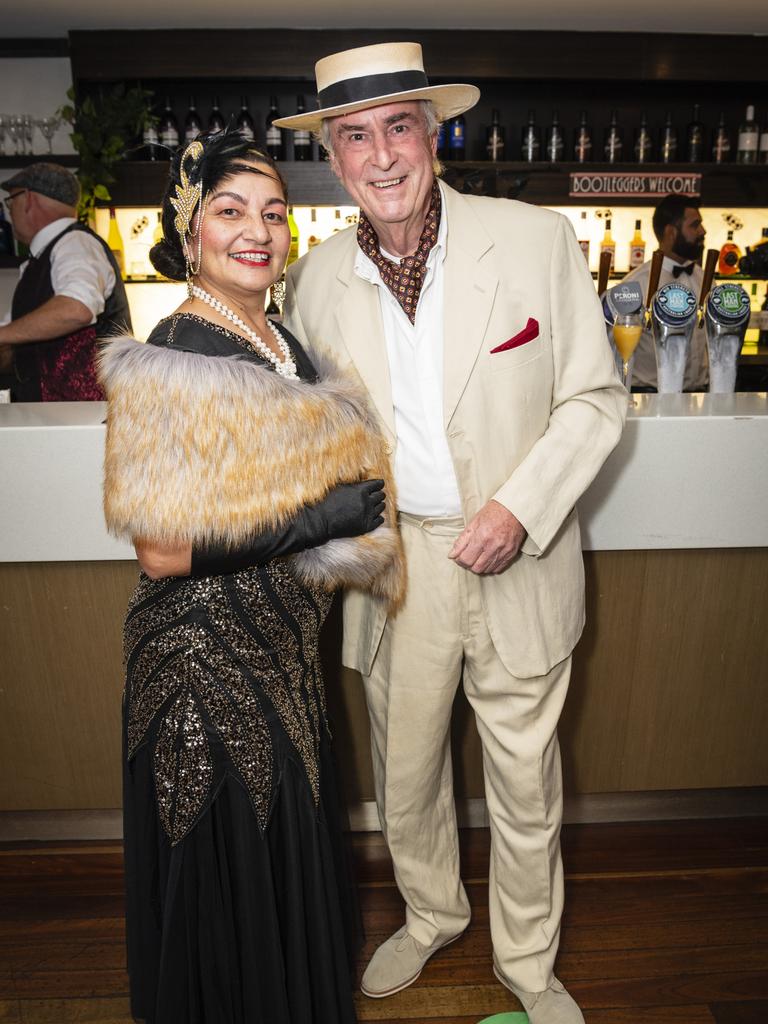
[1, 163, 80, 207]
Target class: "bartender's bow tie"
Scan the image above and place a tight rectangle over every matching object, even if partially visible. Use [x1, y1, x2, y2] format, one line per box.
[672, 263, 695, 278]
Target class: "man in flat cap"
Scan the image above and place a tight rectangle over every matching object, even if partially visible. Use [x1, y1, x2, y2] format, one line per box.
[281, 42, 626, 1024]
[0, 163, 131, 401]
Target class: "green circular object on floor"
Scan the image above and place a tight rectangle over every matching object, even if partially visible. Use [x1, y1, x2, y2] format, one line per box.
[477, 1015, 529, 1023]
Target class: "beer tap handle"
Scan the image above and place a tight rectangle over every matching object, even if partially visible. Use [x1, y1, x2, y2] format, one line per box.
[644, 249, 664, 328]
[698, 248, 719, 324]
[597, 250, 612, 296]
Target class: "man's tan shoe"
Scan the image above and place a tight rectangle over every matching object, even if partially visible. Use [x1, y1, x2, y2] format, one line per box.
[494, 965, 585, 1024]
[361, 925, 463, 998]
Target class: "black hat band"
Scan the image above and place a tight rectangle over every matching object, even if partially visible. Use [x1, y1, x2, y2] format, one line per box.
[318, 69, 430, 111]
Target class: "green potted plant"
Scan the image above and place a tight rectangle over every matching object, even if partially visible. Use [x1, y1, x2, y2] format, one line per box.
[58, 83, 156, 222]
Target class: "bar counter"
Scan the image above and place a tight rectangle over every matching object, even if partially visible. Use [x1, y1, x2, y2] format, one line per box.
[1, 393, 767, 830]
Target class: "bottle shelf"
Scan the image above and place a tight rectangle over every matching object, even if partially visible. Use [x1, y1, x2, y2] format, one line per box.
[100, 159, 767, 209]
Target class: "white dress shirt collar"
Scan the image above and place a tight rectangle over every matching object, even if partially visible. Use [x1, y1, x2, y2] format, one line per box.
[29, 217, 76, 259]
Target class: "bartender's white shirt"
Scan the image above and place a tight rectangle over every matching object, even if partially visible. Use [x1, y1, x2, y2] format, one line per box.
[621, 255, 708, 390]
[353, 182, 462, 516]
[19, 217, 116, 325]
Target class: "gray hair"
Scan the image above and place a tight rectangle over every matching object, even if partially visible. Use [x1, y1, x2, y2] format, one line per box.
[318, 99, 440, 159]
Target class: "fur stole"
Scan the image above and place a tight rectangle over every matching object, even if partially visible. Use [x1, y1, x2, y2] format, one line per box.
[98, 336, 405, 610]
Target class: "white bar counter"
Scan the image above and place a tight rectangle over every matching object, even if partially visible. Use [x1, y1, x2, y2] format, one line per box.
[1, 393, 767, 562]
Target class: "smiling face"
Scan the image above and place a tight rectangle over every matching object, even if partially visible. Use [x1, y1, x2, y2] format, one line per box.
[195, 163, 290, 304]
[327, 101, 437, 256]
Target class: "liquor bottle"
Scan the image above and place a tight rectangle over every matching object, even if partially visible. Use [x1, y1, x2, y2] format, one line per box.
[758, 117, 768, 165]
[208, 97, 226, 134]
[659, 112, 677, 164]
[236, 97, 255, 141]
[287, 207, 299, 266]
[521, 110, 540, 162]
[736, 105, 759, 164]
[600, 217, 615, 273]
[448, 115, 465, 160]
[628, 220, 646, 270]
[685, 104, 705, 163]
[546, 110, 564, 163]
[292, 96, 312, 161]
[184, 97, 202, 142]
[141, 115, 160, 161]
[486, 109, 505, 161]
[436, 121, 448, 160]
[577, 210, 590, 263]
[573, 111, 592, 163]
[712, 112, 731, 163]
[265, 97, 284, 160]
[759, 284, 768, 346]
[718, 230, 741, 276]
[603, 110, 623, 164]
[634, 112, 653, 163]
[158, 98, 179, 151]
[107, 208, 125, 279]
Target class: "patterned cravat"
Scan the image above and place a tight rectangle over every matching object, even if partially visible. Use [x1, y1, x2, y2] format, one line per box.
[357, 182, 441, 325]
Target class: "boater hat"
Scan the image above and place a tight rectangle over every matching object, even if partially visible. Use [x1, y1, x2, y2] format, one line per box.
[273, 42, 480, 132]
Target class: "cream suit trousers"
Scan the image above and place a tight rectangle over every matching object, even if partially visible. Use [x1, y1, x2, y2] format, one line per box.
[364, 513, 571, 993]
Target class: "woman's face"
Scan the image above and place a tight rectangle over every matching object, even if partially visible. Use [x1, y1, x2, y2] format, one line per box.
[196, 163, 290, 302]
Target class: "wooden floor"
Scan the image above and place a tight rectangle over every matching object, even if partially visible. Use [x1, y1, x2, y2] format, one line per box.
[1, 818, 767, 1023]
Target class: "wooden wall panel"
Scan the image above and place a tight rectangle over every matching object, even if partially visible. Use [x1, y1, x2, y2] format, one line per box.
[1, 549, 767, 812]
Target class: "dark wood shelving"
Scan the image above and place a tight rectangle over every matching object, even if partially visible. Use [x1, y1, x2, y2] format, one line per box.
[101, 158, 768, 208]
[0, 154, 78, 168]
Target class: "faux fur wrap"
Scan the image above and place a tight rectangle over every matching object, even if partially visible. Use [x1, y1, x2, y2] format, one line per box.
[99, 337, 405, 610]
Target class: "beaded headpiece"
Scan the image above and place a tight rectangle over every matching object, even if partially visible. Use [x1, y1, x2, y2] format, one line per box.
[170, 139, 208, 284]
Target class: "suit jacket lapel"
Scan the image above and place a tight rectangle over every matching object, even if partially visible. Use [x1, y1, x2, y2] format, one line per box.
[441, 185, 498, 428]
[334, 248, 396, 440]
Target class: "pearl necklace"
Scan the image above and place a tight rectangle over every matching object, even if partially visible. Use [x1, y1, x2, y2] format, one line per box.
[189, 284, 298, 379]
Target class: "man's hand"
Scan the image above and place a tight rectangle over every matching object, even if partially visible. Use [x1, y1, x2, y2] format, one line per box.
[448, 500, 527, 575]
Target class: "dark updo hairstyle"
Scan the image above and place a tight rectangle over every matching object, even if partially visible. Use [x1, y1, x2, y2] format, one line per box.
[149, 128, 288, 281]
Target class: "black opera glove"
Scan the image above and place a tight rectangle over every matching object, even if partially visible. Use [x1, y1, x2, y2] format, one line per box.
[189, 479, 386, 578]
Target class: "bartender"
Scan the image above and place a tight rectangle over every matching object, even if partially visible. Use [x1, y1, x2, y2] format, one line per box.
[0, 163, 131, 401]
[620, 194, 708, 391]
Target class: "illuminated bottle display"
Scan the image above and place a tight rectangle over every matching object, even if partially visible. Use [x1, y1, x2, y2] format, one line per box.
[628, 220, 646, 270]
[600, 217, 615, 273]
[718, 230, 741, 276]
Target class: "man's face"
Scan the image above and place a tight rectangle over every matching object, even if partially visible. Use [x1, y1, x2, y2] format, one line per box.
[327, 101, 437, 240]
[672, 207, 706, 262]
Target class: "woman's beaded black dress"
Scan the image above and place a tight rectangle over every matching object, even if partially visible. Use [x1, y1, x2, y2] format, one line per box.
[122, 315, 358, 1024]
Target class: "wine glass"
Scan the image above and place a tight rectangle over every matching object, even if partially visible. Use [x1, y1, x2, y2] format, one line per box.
[7, 116, 24, 156]
[0, 115, 8, 156]
[21, 114, 35, 155]
[612, 311, 643, 400]
[36, 115, 60, 154]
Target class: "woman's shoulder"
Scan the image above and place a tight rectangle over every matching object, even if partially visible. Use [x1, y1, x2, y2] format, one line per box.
[146, 313, 243, 357]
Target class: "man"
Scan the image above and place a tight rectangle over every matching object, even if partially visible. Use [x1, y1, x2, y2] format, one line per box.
[620, 195, 708, 391]
[0, 163, 131, 401]
[279, 42, 626, 1024]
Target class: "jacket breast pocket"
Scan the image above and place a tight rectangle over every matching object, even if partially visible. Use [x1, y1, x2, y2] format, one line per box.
[486, 333, 543, 372]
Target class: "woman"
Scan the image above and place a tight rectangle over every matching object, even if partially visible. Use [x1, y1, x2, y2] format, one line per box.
[98, 130, 405, 1024]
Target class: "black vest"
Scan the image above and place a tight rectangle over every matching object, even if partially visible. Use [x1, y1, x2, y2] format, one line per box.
[11, 221, 132, 401]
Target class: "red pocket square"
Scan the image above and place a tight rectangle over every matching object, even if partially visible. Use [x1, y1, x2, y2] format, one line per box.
[490, 318, 540, 354]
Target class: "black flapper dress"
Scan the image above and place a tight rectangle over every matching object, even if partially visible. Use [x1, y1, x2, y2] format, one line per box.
[121, 315, 359, 1024]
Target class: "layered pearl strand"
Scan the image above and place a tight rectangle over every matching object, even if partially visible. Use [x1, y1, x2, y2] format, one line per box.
[189, 284, 298, 379]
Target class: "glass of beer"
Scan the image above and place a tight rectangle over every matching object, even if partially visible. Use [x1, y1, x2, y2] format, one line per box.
[613, 311, 643, 399]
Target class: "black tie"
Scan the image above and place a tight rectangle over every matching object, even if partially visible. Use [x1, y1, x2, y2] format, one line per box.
[672, 263, 695, 278]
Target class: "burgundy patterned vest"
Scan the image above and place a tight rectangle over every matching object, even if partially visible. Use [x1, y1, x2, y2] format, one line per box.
[11, 221, 132, 401]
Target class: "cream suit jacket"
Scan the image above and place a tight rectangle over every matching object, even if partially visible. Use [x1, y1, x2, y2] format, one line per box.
[284, 183, 627, 679]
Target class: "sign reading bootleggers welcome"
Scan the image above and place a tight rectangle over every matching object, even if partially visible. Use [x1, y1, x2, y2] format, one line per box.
[569, 172, 702, 198]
